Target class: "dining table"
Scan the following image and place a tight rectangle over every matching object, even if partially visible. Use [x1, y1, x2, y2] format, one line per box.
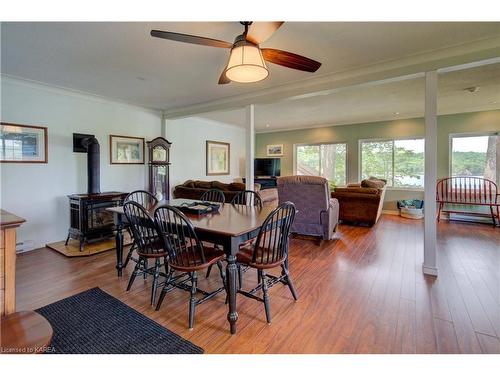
[107, 198, 275, 334]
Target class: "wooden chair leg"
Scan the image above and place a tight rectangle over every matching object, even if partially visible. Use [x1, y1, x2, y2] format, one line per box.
[123, 242, 136, 269]
[259, 270, 272, 324]
[437, 203, 443, 222]
[126, 257, 142, 291]
[216, 260, 227, 295]
[150, 258, 161, 306]
[155, 268, 173, 311]
[188, 272, 198, 329]
[143, 258, 148, 279]
[490, 205, 497, 227]
[163, 257, 169, 275]
[205, 245, 221, 278]
[281, 264, 298, 301]
[205, 265, 213, 278]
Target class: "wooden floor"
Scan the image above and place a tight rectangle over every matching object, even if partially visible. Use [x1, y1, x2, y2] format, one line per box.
[15, 215, 500, 353]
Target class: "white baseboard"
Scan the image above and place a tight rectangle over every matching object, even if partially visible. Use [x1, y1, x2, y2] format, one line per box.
[382, 210, 400, 216]
[422, 264, 438, 276]
[16, 240, 35, 253]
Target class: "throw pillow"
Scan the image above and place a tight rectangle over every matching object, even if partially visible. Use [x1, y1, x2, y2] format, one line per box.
[228, 182, 246, 191]
[361, 179, 386, 189]
[183, 180, 195, 188]
[212, 181, 228, 191]
[195, 181, 212, 189]
[368, 176, 387, 184]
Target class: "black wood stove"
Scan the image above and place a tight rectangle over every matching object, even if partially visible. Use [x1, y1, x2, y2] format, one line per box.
[65, 135, 127, 251]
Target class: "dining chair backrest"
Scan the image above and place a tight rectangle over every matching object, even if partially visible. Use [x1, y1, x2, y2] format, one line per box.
[123, 201, 165, 257]
[251, 201, 296, 266]
[154, 205, 208, 269]
[231, 190, 263, 208]
[125, 190, 158, 210]
[200, 189, 225, 203]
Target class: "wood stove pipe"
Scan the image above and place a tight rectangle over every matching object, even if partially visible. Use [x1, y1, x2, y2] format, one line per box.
[82, 137, 100, 195]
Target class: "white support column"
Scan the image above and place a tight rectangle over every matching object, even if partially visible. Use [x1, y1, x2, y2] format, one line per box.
[245, 104, 255, 191]
[423, 71, 438, 277]
[161, 112, 168, 138]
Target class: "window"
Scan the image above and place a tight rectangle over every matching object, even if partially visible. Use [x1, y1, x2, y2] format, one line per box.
[360, 138, 424, 188]
[451, 134, 499, 184]
[295, 143, 347, 186]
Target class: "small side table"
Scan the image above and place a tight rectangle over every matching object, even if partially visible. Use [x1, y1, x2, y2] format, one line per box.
[1, 311, 53, 354]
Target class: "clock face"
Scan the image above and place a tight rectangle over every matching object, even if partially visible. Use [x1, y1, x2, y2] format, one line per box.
[152, 146, 167, 162]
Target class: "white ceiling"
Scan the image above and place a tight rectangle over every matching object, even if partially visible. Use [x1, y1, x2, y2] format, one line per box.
[2, 22, 500, 111]
[197, 63, 500, 132]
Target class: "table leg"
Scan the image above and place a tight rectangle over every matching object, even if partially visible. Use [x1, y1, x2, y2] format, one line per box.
[225, 238, 239, 334]
[115, 216, 124, 277]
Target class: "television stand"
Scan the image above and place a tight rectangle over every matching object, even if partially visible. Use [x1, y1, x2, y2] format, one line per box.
[243, 177, 277, 190]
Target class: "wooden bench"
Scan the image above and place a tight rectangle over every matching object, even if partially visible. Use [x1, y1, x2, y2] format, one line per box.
[436, 177, 499, 226]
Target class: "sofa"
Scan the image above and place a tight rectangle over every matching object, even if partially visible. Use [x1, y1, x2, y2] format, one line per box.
[331, 177, 387, 226]
[277, 175, 339, 240]
[173, 180, 278, 205]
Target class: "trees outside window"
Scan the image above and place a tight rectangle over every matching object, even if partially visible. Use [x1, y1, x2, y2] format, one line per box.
[296, 143, 347, 187]
[451, 134, 499, 184]
[360, 138, 425, 188]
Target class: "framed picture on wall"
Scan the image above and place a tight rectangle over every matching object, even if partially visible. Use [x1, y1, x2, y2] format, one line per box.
[109, 134, 145, 164]
[206, 140, 230, 175]
[266, 144, 284, 157]
[0, 122, 48, 163]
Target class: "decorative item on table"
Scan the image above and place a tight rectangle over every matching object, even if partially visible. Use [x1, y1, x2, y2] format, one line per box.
[0, 122, 48, 163]
[266, 144, 283, 157]
[176, 201, 221, 215]
[109, 135, 145, 164]
[397, 199, 424, 219]
[206, 140, 230, 176]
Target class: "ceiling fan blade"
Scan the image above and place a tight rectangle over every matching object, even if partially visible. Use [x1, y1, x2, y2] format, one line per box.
[150, 30, 233, 49]
[261, 48, 321, 72]
[245, 22, 284, 44]
[218, 69, 231, 84]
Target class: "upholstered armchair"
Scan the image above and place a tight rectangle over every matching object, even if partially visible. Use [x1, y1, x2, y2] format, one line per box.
[277, 176, 339, 240]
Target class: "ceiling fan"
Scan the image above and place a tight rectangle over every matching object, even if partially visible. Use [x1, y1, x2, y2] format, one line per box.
[150, 22, 322, 84]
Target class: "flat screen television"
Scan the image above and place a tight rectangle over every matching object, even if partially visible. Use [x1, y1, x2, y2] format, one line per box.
[254, 158, 281, 177]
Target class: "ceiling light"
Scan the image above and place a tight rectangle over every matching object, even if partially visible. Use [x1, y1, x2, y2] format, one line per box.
[225, 41, 268, 83]
[393, 112, 400, 115]
[266, 124, 270, 128]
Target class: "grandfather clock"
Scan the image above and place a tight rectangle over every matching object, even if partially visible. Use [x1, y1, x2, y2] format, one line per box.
[147, 137, 172, 200]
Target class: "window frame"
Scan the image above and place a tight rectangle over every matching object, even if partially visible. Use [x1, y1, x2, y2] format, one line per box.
[448, 131, 500, 186]
[358, 136, 425, 191]
[293, 141, 348, 186]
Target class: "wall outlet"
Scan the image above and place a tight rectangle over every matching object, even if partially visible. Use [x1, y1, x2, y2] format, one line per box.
[16, 240, 35, 253]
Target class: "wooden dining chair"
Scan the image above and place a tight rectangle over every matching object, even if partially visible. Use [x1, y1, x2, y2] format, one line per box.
[154, 205, 227, 329]
[231, 190, 263, 208]
[236, 201, 298, 324]
[200, 189, 225, 203]
[126, 190, 158, 209]
[123, 201, 167, 306]
[123, 190, 159, 272]
[206, 189, 263, 279]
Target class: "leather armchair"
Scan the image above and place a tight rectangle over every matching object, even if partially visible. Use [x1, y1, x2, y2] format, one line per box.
[277, 176, 339, 240]
[331, 181, 386, 226]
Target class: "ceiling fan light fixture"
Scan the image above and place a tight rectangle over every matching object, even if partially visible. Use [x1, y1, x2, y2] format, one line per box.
[225, 42, 268, 83]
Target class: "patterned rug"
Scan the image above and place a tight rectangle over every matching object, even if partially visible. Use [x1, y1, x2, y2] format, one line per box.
[36, 287, 203, 354]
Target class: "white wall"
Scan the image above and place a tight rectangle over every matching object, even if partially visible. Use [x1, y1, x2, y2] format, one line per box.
[0, 76, 162, 250]
[167, 117, 246, 192]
